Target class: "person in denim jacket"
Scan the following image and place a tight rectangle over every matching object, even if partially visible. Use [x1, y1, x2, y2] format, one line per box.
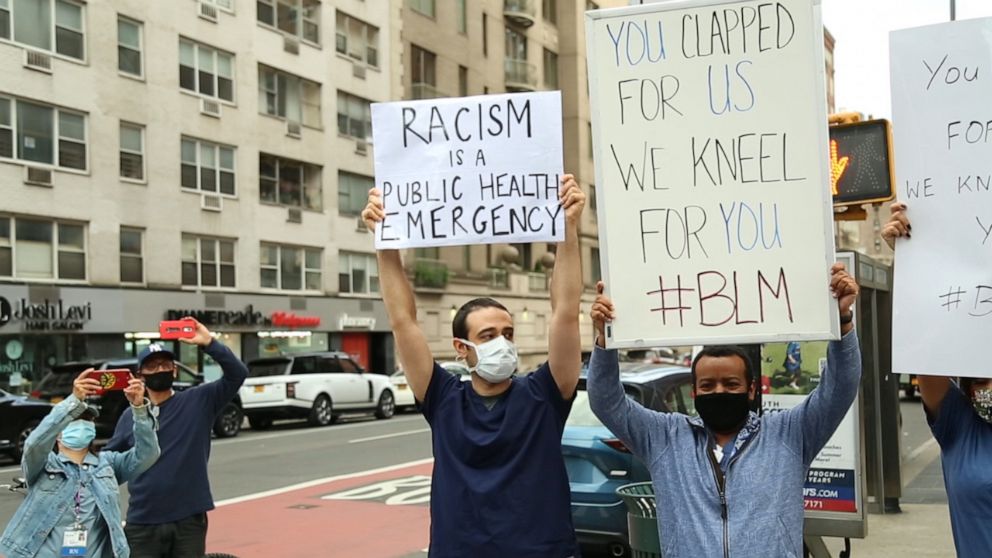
[0, 369, 160, 558]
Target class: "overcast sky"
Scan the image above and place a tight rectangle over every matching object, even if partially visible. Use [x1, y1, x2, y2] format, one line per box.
[821, 0, 992, 118]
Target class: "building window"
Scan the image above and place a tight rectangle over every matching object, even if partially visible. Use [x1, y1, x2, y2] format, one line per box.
[588, 121, 593, 158]
[1, 0, 84, 59]
[409, 0, 434, 18]
[455, 0, 466, 34]
[0, 95, 86, 170]
[458, 65, 468, 97]
[203, 0, 233, 10]
[181, 137, 236, 195]
[258, 65, 321, 127]
[410, 45, 437, 99]
[543, 0, 557, 24]
[0, 216, 85, 280]
[481, 12, 487, 57]
[336, 91, 372, 141]
[590, 247, 601, 283]
[182, 235, 235, 288]
[335, 11, 379, 67]
[338, 252, 379, 294]
[506, 26, 527, 62]
[257, 0, 320, 44]
[259, 153, 321, 210]
[119, 122, 144, 181]
[589, 183, 596, 213]
[338, 171, 373, 216]
[260, 243, 321, 291]
[543, 48, 558, 89]
[179, 39, 235, 102]
[117, 16, 142, 77]
[120, 227, 143, 283]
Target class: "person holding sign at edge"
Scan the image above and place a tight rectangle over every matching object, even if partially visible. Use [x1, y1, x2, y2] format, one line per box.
[362, 174, 585, 558]
[883, 202, 992, 558]
[587, 264, 861, 558]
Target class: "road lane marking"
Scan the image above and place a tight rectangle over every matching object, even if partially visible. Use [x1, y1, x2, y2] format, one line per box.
[902, 437, 940, 486]
[0, 466, 21, 475]
[214, 415, 425, 446]
[348, 428, 431, 444]
[214, 457, 434, 507]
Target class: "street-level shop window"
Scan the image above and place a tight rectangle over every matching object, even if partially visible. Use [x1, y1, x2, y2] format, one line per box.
[337, 171, 373, 216]
[257, 0, 320, 45]
[0, 95, 86, 170]
[0, 0, 85, 60]
[181, 137, 236, 195]
[336, 91, 372, 142]
[119, 227, 143, 283]
[259, 153, 322, 210]
[117, 16, 142, 77]
[335, 11, 378, 67]
[258, 64, 322, 127]
[0, 216, 85, 280]
[260, 243, 321, 292]
[182, 235, 235, 288]
[338, 251, 379, 295]
[119, 122, 144, 181]
[179, 38, 235, 102]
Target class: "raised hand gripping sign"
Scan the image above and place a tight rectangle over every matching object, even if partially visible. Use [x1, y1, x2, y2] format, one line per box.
[890, 18, 992, 379]
[371, 92, 565, 249]
[586, 0, 839, 349]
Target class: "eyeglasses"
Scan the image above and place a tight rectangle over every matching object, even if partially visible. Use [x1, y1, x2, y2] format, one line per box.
[141, 362, 176, 374]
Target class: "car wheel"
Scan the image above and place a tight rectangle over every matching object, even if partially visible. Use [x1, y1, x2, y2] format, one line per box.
[248, 416, 273, 431]
[375, 390, 395, 420]
[14, 421, 39, 461]
[213, 404, 242, 438]
[308, 395, 334, 427]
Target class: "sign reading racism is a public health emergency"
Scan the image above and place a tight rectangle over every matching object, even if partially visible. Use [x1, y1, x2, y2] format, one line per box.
[890, 17, 992, 379]
[586, 0, 839, 349]
[371, 92, 565, 249]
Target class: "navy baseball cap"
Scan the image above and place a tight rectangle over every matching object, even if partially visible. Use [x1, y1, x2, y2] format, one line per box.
[137, 343, 176, 369]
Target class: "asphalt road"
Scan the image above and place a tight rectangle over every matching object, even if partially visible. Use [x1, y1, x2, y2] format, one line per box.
[0, 400, 939, 557]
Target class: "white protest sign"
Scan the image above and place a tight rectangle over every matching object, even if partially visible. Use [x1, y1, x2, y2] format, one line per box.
[890, 18, 992, 379]
[371, 92, 565, 249]
[586, 0, 839, 349]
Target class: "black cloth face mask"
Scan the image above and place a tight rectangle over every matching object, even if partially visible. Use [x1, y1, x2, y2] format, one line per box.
[695, 392, 751, 433]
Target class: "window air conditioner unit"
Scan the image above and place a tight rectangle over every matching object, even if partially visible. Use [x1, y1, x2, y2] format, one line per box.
[287, 208, 302, 223]
[284, 36, 300, 54]
[201, 194, 223, 212]
[286, 121, 302, 138]
[24, 166, 53, 187]
[355, 139, 368, 155]
[198, 2, 219, 22]
[200, 98, 221, 118]
[352, 63, 366, 80]
[23, 50, 53, 73]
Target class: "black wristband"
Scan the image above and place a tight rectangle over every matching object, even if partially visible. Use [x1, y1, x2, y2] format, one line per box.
[839, 313, 854, 325]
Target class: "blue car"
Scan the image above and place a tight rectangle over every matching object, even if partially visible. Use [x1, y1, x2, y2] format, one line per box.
[562, 363, 696, 557]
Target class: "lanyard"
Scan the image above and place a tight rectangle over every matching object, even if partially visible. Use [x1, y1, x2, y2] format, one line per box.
[73, 484, 83, 530]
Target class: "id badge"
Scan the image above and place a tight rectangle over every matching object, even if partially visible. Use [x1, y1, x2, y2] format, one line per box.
[61, 529, 88, 557]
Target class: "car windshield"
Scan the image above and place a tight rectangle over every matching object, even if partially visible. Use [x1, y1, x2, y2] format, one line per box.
[248, 359, 291, 377]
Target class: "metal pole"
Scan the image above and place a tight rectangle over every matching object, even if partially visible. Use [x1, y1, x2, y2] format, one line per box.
[951, 0, 956, 21]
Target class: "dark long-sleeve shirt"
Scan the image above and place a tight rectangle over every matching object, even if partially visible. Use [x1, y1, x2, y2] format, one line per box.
[104, 340, 247, 524]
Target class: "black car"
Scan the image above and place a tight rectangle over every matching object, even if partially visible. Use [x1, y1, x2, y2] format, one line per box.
[31, 358, 243, 438]
[0, 388, 53, 462]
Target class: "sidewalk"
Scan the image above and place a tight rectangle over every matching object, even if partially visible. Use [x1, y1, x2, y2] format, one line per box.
[822, 439, 955, 558]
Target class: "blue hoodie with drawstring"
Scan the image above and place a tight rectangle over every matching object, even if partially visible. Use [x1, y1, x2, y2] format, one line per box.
[587, 331, 861, 558]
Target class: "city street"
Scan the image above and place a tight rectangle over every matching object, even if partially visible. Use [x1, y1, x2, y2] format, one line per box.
[0, 399, 948, 558]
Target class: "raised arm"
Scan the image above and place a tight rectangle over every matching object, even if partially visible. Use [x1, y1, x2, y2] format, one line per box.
[586, 283, 671, 461]
[108, 377, 160, 482]
[548, 174, 585, 399]
[181, 317, 248, 415]
[880, 204, 953, 416]
[22, 371, 100, 483]
[363, 188, 434, 402]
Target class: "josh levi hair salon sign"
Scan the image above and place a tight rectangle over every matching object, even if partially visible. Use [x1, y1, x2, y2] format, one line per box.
[371, 91, 565, 249]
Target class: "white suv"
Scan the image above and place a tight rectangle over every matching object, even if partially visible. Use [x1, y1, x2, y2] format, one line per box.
[241, 352, 395, 430]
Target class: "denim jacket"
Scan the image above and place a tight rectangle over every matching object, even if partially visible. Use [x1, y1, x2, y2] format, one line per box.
[0, 394, 160, 558]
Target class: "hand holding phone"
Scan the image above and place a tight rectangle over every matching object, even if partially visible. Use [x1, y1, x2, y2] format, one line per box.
[160, 319, 197, 340]
[94, 369, 134, 395]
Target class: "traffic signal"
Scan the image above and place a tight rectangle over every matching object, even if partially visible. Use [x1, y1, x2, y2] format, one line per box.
[828, 119, 895, 206]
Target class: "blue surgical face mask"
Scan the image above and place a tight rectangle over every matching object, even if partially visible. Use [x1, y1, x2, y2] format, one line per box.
[61, 420, 96, 450]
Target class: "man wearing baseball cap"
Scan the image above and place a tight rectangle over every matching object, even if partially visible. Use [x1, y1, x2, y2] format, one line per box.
[104, 317, 247, 557]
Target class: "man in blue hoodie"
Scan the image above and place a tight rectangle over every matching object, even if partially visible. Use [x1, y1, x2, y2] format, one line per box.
[105, 317, 247, 558]
[588, 263, 861, 558]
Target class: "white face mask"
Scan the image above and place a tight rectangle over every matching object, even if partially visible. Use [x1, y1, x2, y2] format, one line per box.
[459, 336, 518, 384]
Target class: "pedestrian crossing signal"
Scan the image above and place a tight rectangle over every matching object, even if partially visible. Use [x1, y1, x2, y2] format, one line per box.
[828, 119, 895, 206]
